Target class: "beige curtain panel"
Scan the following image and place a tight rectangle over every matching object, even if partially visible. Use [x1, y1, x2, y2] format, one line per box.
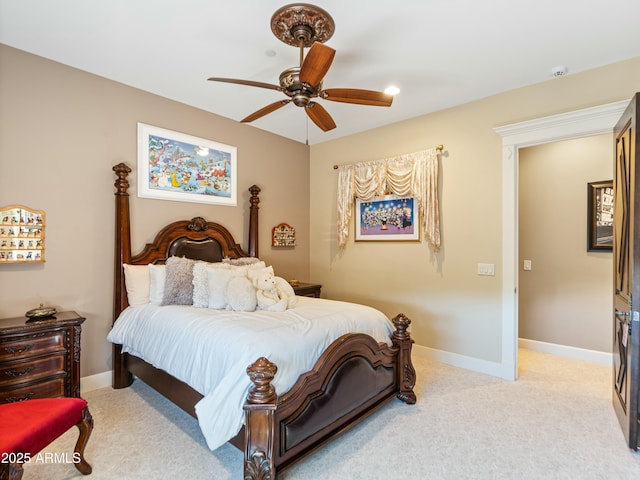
[336, 147, 440, 250]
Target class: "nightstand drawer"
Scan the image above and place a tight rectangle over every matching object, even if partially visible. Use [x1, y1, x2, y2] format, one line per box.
[0, 376, 66, 403]
[0, 354, 66, 384]
[0, 311, 84, 399]
[0, 331, 65, 360]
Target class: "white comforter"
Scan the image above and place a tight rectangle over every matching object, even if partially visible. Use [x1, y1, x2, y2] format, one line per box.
[107, 296, 393, 450]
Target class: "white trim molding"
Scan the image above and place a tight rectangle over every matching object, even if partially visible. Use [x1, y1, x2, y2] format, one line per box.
[494, 100, 627, 381]
[519, 338, 613, 366]
[80, 370, 112, 395]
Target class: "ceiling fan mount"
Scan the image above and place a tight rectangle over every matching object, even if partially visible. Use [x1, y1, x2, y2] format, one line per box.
[270, 3, 335, 47]
[207, 3, 392, 132]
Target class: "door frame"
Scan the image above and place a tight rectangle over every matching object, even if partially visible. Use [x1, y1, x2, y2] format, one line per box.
[495, 100, 628, 380]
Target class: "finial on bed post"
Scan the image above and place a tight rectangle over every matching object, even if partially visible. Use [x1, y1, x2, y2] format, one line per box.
[113, 163, 132, 195]
[246, 357, 277, 404]
[244, 357, 276, 480]
[392, 314, 417, 404]
[248, 185, 261, 258]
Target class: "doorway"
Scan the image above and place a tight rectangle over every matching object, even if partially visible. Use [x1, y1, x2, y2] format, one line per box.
[495, 100, 627, 380]
[518, 137, 613, 360]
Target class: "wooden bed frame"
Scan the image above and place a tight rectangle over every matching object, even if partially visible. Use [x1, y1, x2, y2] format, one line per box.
[111, 163, 417, 479]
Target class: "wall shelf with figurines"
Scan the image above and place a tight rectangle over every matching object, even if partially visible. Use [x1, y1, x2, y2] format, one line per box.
[272, 223, 296, 247]
[0, 205, 45, 263]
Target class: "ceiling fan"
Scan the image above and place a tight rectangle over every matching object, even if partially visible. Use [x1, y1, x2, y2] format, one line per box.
[207, 3, 393, 132]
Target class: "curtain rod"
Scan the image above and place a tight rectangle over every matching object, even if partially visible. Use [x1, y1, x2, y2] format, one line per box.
[332, 144, 444, 169]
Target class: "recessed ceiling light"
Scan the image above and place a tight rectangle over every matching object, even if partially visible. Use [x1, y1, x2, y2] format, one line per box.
[265, 49, 277, 57]
[384, 86, 400, 96]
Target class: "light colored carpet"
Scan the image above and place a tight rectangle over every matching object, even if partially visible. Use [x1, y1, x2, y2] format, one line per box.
[20, 348, 640, 479]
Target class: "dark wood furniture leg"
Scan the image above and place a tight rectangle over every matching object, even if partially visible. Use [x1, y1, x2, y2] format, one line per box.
[73, 406, 94, 475]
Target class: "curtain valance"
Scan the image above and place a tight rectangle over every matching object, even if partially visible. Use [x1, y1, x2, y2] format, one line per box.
[336, 147, 440, 250]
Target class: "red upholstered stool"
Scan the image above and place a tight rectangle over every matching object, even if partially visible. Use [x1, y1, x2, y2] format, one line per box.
[0, 397, 93, 480]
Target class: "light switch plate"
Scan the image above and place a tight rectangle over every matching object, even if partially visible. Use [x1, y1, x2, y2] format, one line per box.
[477, 263, 495, 276]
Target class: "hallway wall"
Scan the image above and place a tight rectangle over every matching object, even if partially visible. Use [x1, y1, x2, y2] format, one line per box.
[518, 134, 613, 352]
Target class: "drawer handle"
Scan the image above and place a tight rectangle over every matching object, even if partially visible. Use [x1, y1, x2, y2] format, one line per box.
[4, 344, 33, 354]
[5, 393, 34, 403]
[4, 367, 34, 377]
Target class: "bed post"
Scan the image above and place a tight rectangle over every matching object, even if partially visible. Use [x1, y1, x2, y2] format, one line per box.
[243, 357, 277, 480]
[392, 313, 417, 404]
[113, 163, 134, 389]
[248, 185, 260, 258]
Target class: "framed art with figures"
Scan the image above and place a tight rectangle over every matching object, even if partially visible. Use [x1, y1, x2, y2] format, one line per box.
[137, 123, 237, 206]
[355, 195, 419, 242]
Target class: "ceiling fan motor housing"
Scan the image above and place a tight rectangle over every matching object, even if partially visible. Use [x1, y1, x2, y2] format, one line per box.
[279, 67, 320, 105]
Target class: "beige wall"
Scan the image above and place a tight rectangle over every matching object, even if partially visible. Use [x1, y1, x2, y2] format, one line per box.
[310, 57, 640, 365]
[2, 42, 639, 379]
[0, 45, 310, 376]
[519, 136, 612, 352]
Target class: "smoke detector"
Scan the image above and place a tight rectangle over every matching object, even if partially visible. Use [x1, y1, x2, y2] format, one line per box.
[551, 65, 568, 78]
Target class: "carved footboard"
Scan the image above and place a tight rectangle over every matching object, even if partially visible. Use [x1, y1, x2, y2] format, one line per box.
[242, 314, 416, 479]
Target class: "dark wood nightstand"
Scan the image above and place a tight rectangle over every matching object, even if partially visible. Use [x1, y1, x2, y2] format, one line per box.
[292, 282, 322, 298]
[0, 311, 85, 403]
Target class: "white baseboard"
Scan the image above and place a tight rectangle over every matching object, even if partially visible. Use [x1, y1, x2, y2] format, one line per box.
[80, 370, 112, 394]
[414, 344, 515, 380]
[518, 338, 613, 365]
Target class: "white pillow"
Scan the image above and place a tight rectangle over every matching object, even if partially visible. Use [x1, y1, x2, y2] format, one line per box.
[192, 262, 227, 307]
[206, 267, 238, 309]
[148, 264, 166, 304]
[123, 264, 150, 306]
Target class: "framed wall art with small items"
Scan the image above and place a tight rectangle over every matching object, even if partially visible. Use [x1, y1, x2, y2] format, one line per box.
[272, 223, 296, 247]
[0, 205, 45, 263]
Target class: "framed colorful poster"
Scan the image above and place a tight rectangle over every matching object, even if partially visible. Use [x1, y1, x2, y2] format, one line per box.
[355, 195, 419, 241]
[137, 123, 237, 206]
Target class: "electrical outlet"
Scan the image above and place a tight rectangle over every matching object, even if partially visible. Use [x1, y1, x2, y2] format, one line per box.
[523, 260, 532, 271]
[477, 263, 495, 276]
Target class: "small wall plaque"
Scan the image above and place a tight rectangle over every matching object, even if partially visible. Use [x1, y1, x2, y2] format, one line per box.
[272, 223, 296, 247]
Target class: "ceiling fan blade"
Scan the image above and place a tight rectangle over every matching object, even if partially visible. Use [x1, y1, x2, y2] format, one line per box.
[208, 77, 282, 91]
[322, 88, 393, 107]
[241, 100, 291, 123]
[305, 102, 336, 132]
[299, 42, 336, 86]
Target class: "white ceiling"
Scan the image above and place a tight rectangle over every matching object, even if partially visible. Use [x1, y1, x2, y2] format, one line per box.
[1, 0, 639, 145]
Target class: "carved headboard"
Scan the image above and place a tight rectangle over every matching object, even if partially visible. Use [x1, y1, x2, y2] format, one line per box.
[112, 162, 261, 318]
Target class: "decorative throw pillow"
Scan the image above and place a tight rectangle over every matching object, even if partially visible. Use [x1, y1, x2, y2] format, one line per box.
[206, 267, 239, 309]
[148, 264, 166, 304]
[192, 262, 209, 308]
[123, 264, 150, 306]
[222, 257, 263, 266]
[192, 261, 227, 307]
[162, 256, 195, 306]
[226, 275, 257, 312]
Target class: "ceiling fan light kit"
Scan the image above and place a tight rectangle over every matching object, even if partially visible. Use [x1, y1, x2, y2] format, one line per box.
[207, 3, 393, 132]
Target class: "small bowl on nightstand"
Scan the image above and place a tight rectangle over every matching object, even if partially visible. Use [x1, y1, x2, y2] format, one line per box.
[25, 304, 57, 320]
